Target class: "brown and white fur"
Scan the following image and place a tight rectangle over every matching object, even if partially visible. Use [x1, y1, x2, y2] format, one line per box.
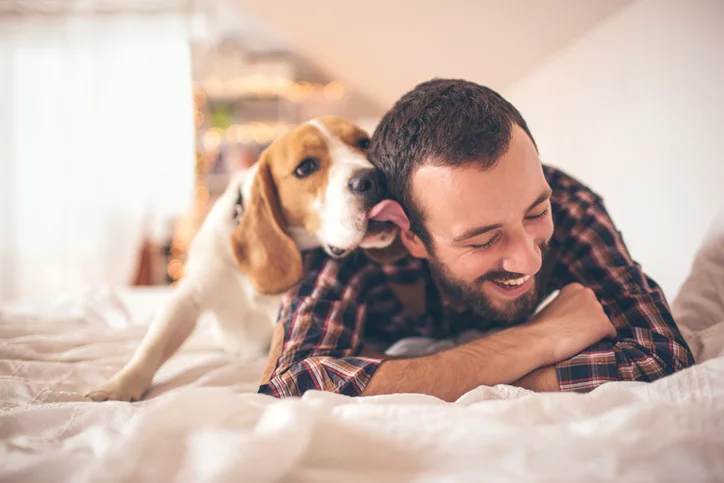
[86, 116, 402, 402]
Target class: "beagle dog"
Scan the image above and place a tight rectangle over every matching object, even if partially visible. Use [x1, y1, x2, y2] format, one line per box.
[86, 116, 403, 402]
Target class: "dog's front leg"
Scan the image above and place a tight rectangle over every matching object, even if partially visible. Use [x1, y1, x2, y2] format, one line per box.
[85, 282, 202, 402]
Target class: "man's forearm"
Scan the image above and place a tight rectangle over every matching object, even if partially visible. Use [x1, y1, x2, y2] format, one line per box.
[362, 324, 551, 402]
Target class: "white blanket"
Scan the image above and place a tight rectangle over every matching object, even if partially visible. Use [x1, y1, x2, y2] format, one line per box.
[2, 215, 724, 482]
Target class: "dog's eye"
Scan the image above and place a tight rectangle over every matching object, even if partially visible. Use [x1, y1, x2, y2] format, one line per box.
[357, 138, 370, 150]
[294, 157, 320, 178]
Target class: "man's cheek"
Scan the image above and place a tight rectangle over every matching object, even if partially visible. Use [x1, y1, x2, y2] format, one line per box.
[459, 256, 495, 283]
[535, 218, 555, 248]
[544, 215, 555, 239]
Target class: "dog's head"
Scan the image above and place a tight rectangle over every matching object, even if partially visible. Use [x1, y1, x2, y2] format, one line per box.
[230, 116, 405, 295]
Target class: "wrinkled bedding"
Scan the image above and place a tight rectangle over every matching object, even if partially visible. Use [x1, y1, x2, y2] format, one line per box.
[2, 215, 724, 482]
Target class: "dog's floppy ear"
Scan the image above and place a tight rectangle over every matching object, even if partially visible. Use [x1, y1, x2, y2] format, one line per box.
[230, 158, 302, 295]
[362, 233, 408, 264]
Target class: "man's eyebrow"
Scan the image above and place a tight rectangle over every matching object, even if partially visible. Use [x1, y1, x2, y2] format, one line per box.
[526, 188, 553, 213]
[451, 188, 553, 244]
[452, 222, 502, 244]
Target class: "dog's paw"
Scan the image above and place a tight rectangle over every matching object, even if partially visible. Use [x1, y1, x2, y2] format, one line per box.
[85, 375, 149, 402]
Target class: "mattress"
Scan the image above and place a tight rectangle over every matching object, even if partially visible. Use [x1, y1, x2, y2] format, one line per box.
[2, 214, 724, 482]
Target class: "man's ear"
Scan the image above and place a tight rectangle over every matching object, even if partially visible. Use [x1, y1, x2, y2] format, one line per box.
[399, 228, 430, 260]
[363, 198, 434, 263]
[230, 157, 303, 295]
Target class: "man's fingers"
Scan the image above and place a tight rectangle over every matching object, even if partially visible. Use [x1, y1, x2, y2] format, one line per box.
[560, 282, 585, 295]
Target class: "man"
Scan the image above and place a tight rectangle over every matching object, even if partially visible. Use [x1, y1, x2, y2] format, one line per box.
[258, 79, 694, 401]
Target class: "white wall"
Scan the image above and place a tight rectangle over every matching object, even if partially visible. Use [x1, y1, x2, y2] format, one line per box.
[235, 0, 631, 110]
[505, 0, 724, 300]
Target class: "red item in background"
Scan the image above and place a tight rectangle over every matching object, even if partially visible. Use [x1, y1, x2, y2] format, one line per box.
[238, 148, 257, 169]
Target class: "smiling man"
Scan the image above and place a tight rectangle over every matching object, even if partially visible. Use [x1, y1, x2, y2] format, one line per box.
[258, 79, 694, 401]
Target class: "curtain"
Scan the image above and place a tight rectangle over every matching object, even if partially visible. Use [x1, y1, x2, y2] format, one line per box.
[0, 10, 195, 301]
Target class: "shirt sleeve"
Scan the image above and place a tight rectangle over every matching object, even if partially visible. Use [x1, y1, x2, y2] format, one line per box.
[550, 195, 695, 392]
[258, 250, 383, 398]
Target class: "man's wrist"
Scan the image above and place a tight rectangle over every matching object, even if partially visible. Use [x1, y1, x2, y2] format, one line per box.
[449, 324, 554, 387]
[511, 322, 557, 368]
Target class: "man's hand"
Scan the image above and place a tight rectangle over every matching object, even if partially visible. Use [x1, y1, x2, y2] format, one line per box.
[528, 283, 617, 366]
[531, 283, 617, 363]
[510, 283, 617, 391]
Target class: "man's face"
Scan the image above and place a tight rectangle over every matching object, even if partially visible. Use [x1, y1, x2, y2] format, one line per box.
[408, 126, 554, 324]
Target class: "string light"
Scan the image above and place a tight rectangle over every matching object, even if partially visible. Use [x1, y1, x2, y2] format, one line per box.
[196, 185, 209, 205]
[198, 76, 348, 101]
[167, 259, 184, 281]
[212, 122, 294, 145]
[227, 77, 247, 96]
[238, 127, 254, 144]
[199, 74, 333, 99]
[203, 76, 223, 96]
[274, 124, 290, 139]
[194, 91, 206, 108]
[227, 124, 242, 142]
[324, 81, 345, 101]
[202, 128, 222, 151]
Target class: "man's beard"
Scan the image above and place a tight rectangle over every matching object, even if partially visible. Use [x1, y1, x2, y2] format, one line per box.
[428, 241, 548, 325]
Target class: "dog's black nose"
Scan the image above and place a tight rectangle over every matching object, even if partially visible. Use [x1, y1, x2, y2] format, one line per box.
[348, 168, 380, 197]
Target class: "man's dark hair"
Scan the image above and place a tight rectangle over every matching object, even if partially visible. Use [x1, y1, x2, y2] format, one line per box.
[369, 78, 537, 246]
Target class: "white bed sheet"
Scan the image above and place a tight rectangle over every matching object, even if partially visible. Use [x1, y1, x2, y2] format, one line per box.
[2, 215, 724, 482]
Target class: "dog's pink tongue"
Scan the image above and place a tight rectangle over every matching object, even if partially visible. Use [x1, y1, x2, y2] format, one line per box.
[368, 200, 410, 231]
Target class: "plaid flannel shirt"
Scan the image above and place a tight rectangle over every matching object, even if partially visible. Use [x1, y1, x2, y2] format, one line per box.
[258, 166, 695, 397]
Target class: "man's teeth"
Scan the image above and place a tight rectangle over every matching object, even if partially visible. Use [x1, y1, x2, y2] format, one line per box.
[494, 275, 531, 287]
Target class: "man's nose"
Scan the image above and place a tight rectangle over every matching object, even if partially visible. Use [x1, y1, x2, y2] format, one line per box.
[501, 230, 543, 276]
[348, 168, 382, 201]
